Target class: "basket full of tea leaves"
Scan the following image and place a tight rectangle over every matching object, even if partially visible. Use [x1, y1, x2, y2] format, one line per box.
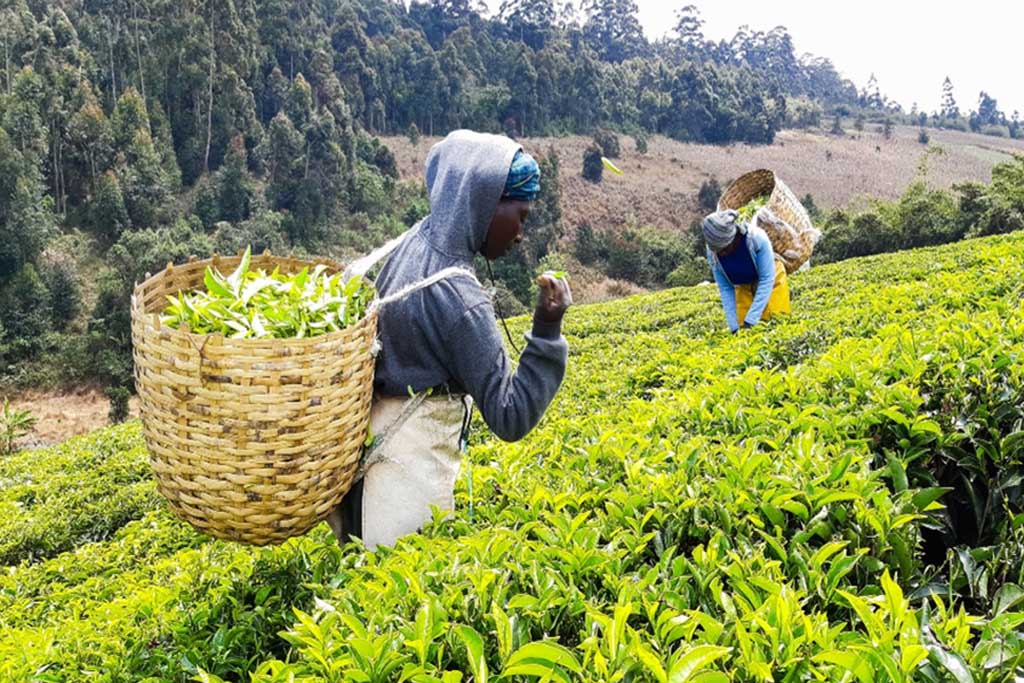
[131, 247, 378, 546]
[161, 249, 374, 339]
[736, 195, 769, 223]
[718, 169, 821, 273]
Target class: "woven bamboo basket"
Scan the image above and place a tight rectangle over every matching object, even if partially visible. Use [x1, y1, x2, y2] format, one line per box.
[130, 251, 377, 546]
[718, 169, 820, 273]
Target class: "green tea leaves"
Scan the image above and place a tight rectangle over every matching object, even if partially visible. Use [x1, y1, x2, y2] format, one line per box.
[455, 625, 488, 683]
[736, 196, 768, 222]
[667, 645, 730, 683]
[501, 641, 581, 683]
[204, 268, 234, 300]
[993, 583, 1024, 617]
[161, 248, 374, 339]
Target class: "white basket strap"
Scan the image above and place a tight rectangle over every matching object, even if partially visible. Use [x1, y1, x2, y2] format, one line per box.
[356, 391, 430, 479]
[342, 222, 421, 283]
[368, 266, 480, 314]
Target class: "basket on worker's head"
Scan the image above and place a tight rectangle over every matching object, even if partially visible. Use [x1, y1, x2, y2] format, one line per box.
[131, 252, 377, 546]
[718, 169, 821, 273]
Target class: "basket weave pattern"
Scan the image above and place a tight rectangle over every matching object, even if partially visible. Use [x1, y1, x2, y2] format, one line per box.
[718, 169, 818, 273]
[131, 253, 377, 545]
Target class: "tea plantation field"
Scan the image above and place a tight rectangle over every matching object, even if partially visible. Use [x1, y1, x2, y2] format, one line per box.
[2, 234, 1023, 681]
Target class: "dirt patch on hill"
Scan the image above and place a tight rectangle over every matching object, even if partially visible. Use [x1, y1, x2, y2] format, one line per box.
[6, 388, 140, 450]
[385, 125, 1024, 239]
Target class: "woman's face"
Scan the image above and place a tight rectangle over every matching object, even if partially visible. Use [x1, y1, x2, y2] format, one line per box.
[482, 199, 531, 260]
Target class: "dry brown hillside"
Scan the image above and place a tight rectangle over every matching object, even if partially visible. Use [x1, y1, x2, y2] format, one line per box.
[8, 388, 140, 449]
[17, 127, 1023, 446]
[385, 125, 1024, 238]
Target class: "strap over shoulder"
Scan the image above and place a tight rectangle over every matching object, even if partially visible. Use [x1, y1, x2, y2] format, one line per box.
[342, 222, 422, 284]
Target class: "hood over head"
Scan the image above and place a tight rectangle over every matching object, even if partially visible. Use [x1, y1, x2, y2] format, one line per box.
[421, 130, 522, 258]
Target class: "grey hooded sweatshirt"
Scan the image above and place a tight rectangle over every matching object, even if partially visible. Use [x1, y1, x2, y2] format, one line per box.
[372, 130, 568, 442]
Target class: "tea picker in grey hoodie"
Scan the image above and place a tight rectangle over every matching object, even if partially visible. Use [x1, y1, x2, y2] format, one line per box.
[327, 130, 572, 549]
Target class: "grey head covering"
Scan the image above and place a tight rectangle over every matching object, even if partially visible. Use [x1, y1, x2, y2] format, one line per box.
[703, 210, 744, 251]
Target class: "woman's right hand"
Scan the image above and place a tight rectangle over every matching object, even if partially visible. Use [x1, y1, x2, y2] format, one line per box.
[535, 272, 572, 323]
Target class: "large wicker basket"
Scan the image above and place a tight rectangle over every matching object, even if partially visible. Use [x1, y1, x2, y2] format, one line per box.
[131, 252, 377, 546]
[718, 169, 820, 273]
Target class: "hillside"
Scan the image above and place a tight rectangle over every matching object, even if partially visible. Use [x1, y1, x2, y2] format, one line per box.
[386, 124, 1024, 238]
[0, 0, 858, 395]
[5, 0, 1024, 402]
[2, 233, 1023, 680]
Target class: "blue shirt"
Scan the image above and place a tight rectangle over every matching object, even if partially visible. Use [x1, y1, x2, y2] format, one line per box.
[716, 235, 758, 285]
[707, 227, 778, 333]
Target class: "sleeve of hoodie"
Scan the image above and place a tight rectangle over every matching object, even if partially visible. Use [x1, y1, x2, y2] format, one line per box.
[707, 249, 740, 333]
[442, 301, 568, 442]
[744, 232, 777, 327]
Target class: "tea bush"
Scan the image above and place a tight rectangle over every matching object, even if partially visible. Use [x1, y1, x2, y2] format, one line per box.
[0, 424, 158, 565]
[1, 234, 1023, 681]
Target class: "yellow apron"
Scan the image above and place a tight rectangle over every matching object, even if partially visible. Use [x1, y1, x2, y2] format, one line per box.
[736, 257, 791, 323]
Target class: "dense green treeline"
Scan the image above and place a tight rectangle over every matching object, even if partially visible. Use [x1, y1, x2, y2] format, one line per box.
[5, 0, 1019, 393]
[0, 0, 863, 392]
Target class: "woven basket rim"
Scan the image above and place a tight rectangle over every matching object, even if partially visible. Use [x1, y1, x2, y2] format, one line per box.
[133, 251, 347, 295]
[131, 252, 378, 348]
[717, 169, 776, 209]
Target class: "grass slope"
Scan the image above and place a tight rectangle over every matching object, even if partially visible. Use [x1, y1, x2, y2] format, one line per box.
[2, 233, 1023, 681]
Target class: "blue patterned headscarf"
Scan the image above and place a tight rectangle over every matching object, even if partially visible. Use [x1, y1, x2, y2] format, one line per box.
[503, 150, 541, 202]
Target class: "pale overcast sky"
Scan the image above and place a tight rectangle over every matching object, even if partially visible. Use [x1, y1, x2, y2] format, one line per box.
[478, 1, 1024, 118]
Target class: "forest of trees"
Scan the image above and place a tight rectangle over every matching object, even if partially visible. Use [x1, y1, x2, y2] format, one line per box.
[926, 78, 1021, 139]
[9, 0, 1019, 401]
[0, 0, 869, 393]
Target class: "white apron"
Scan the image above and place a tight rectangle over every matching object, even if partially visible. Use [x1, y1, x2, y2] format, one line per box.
[328, 393, 471, 550]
